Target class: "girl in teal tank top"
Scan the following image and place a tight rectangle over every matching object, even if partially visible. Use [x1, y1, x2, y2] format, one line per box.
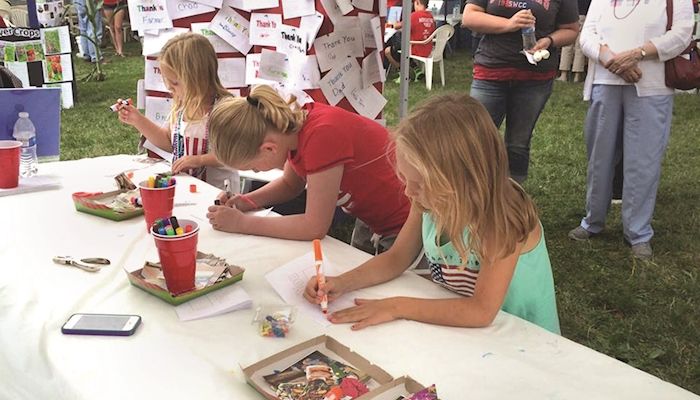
[303, 94, 560, 334]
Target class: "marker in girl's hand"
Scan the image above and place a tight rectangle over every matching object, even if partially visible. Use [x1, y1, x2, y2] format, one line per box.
[313, 239, 328, 314]
[110, 98, 132, 112]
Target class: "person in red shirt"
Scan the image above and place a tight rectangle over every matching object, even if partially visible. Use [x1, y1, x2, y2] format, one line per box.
[206, 85, 411, 255]
[384, 0, 436, 68]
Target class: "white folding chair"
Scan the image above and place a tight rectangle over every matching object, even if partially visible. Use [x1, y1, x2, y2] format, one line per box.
[409, 24, 455, 90]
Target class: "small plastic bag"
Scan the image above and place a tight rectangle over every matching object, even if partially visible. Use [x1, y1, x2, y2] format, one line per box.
[252, 305, 297, 338]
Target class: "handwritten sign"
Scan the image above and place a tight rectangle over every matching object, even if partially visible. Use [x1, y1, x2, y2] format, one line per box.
[318, 57, 361, 105]
[190, 22, 236, 53]
[346, 85, 386, 120]
[249, 13, 282, 47]
[319, 0, 344, 24]
[298, 12, 324, 51]
[245, 53, 275, 85]
[166, 0, 214, 20]
[191, 0, 223, 7]
[352, 0, 374, 11]
[313, 32, 353, 72]
[336, 0, 354, 15]
[259, 49, 290, 84]
[210, 6, 252, 54]
[290, 55, 321, 90]
[142, 27, 189, 56]
[281, 0, 315, 19]
[334, 18, 365, 57]
[145, 96, 173, 125]
[127, 0, 173, 32]
[361, 49, 385, 88]
[218, 57, 246, 88]
[145, 58, 168, 92]
[278, 24, 307, 59]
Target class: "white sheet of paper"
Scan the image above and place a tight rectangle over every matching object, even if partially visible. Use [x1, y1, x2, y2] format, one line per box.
[249, 13, 282, 47]
[142, 27, 189, 56]
[0, 174, 62, 198]
[4, 62, 29, 87]
[362, 49, 385, 87]
[210, 6, 252, 55]
[379, 0, 387, 16]
[265, 252, 358, 327]
[144, 58, 169, 92]
[136, 79, 146, 109]
[352, 0, 374, 11]
[223, 0, 247, 9]
[175, 285, 252, 321]
[299, 12, 324, 51]
[191, 22, 237, 53]
[313, 32, 353, 72]
[332, 21, 364, 57]
[259, 49, 290, 84]
[281, 0, 315, 19]
[357, 13, 377, 49]
[370, 15, 383, 49]
[319, 0, 344, 24]
[277, 24, 308, 59]
[127, 0, 173, 32]
[245, 53, 275, 85]
[346, 84, 386, 119]
[145, 96, 173, 126]
[290, 55, 321, 90]
[336, 0, 354, 14]
[242, 0, 279, 10]
[142, 138, 173, 161]
[191, 0, 223, 7]
[318, 57, 361, 105]
[218, 57, 246, 88]
[166, 0, 215, 20]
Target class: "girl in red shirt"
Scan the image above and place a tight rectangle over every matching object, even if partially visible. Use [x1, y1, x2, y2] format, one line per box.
[206, 85, 410, 254]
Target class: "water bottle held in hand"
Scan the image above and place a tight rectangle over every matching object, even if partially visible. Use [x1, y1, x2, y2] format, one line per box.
[12, 112, 38, 178]
[522, 25, 537, 51]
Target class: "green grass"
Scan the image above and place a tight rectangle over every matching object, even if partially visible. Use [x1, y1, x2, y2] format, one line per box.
[63, 43, 700, 394]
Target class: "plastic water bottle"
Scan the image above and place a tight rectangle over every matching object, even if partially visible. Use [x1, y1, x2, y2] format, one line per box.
[12, 112, 38, 177]
[522, 25, 537, 51]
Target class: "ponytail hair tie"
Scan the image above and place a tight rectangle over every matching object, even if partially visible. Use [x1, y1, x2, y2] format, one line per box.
[246, 96, 259, 107]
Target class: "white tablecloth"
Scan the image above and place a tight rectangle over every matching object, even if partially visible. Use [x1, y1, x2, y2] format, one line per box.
[0, 155, 696, 400]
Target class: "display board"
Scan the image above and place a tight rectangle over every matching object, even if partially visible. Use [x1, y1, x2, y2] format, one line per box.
[133, 0, 389, 124]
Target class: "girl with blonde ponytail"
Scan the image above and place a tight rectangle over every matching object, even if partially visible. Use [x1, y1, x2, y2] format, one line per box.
[206, 84, 410, 251]
[304, 93, 560, 334]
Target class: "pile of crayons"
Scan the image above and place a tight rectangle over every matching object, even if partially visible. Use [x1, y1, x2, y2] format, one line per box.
[146, 173, 176, 189]
[152, 216, 193, 236]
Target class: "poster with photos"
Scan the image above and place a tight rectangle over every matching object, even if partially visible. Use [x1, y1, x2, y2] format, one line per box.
[36, 0, 66, 28]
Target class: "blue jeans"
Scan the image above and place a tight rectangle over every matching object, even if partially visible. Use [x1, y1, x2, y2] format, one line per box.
[76, 0, 103, 62]
[580, 85, 673, 245]
[470, 78, 554, 182]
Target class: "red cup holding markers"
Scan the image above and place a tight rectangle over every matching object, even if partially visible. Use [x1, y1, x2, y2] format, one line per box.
[138, 175, 176, 232]
[0, 140, 22, 189]
[151, 217, 198, 296]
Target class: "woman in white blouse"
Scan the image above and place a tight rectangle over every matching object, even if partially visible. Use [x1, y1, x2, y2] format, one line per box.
[568, 0, 694, 260]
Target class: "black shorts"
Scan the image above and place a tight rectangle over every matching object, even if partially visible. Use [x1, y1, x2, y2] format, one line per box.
[387, 32, 402, 61]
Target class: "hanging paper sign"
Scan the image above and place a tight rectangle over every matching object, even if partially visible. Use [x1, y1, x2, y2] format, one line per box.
[243, 0, 279, 10]
[281, 0, 315, 19]
[318, 57, 361, 105]
[379, 0, 387, 17]
[245, 53, 275, 85]
[145, 58, 169, 92]
[128, 0, 173, 32]
[249, 13, 282, 47]
[145, 96, 173, 125]
[218, 57, 247, 88]
[336, 0, 354, 15]
[191, 0, 223, 7]
[299, 12, 324, 51]
[313, 32, 353, 72]
[166, 0, 215, 20]
[290, 55, 321, 90]
[357, 13, 377, 49]
[319, 0, 344, 24]
[361, 49, 385, 87]
[277, 24, 307, 59]
[334, 18, 365, 57]
[346, 85, 386, 120]
[351, 0, 373, 11]
[258, 49, 290, 83]
[142, 27, 189, 56]
[209, 6, 252, 54]
[191, 22, 237, 53]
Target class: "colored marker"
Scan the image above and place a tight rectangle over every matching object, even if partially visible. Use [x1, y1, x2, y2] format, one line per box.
[109, 98, 131, 112]
[185, 225, 193, 233]
[189, 184, 197, 193]
[147, 176, 155, 188]
[165, 225, 175, 236]
[175, 227, 184, 235]
[169, 216, 180, 231]
[313, 239, 328, 314]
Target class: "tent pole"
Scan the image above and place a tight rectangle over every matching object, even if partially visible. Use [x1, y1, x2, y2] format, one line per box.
[398, 0, 411, 120]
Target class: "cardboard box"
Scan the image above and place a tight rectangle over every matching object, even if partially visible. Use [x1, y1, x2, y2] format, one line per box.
[72, 190, 143, 221]
[356, 376, 426, 400]
[242, 335, 394, 400]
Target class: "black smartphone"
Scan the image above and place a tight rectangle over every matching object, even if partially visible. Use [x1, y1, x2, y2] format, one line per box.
[61, 313, 141, 336]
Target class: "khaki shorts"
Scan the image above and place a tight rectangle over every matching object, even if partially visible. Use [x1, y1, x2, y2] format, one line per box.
[350, 219, 397, 255]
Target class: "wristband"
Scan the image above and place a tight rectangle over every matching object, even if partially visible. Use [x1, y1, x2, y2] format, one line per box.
[238, 194, 261, 210]
[546, 35, 555, 48]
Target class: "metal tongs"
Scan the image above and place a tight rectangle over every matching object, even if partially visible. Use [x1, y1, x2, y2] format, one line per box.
[53, 256, 111, 273]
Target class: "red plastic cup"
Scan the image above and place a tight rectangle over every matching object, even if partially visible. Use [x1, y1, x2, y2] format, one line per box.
[139, 180, 175, 232]
[0, 141, 22, 189]
[152, 219, 199, 295]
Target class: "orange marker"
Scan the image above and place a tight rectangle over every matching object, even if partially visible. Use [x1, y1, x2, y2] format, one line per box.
[313, 239, 328, 314]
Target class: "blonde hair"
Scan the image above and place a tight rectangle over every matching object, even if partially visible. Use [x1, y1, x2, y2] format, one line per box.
[394, 93, 539, 264]
[208, 85, 306, 166]
[159, 32, 230, 124]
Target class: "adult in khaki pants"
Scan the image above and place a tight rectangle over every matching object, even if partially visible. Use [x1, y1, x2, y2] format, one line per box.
[558, 0, 590, 82]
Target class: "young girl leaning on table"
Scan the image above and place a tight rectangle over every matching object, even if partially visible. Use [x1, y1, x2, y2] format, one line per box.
[205, 84, 410, 253]
[115, 32, 239, 191]
[304, 93, 561, 334]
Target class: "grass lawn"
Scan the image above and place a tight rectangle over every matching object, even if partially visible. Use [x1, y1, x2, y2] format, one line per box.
[63, 41, 699, 394]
